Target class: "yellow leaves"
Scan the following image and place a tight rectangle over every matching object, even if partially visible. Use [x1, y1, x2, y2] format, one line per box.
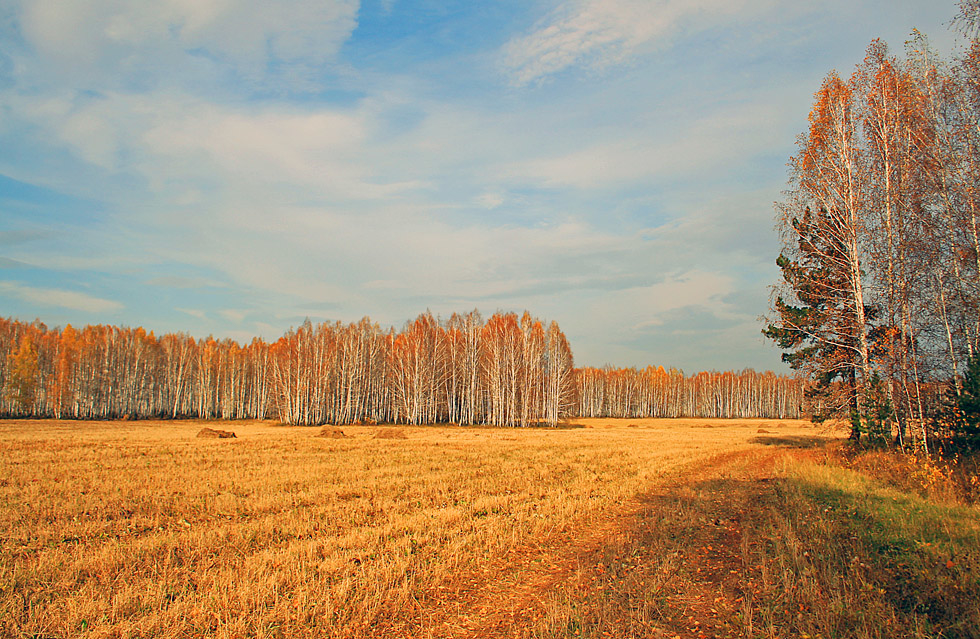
[5, 333, 40, 412]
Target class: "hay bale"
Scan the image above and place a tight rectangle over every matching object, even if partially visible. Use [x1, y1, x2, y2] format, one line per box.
[317, 427, 347, 439]
[197, 427, 236, 439]
[776, 422, 788, 428]
[757, 428, 771, 434]
[374, 428, 407, 440]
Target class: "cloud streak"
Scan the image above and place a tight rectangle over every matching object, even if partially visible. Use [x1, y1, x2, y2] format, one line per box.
[0, 281, 123, 313]
[501, 0, 771, 85]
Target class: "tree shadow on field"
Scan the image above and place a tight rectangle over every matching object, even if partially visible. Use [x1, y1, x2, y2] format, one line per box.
[750, 434, 828, 449]
[537, 437, 977, 639]
[535, 460, 773, 638]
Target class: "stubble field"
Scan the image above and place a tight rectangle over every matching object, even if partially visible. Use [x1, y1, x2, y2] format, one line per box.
[1, 418, 819, 638]
[6, 418, 976, 639]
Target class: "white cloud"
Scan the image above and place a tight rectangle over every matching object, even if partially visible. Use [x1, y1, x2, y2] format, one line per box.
[572, 271, 738, 340]
[140, 98, 371, 195]
[501, 0, 768, 85]
[2, 89, 382, 204]
[176, 307, 207, 319]
[218, 309, 247, 323]
[506, 99, 784, 189]
[347, 217, 628, 299]
[629, 271, 737, 329]
[527, 268, 748, 369]
[476, 191, 505, 209]
[0, 281, 123, 313]
[15, 0, 360, 91]
[0, 257, 28, 268]
[145, 276, 227, 289]
[60, 107, 123, 170]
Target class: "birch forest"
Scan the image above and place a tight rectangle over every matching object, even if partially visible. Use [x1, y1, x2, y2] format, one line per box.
[0, 312, 802, 426]
[766, 12, 980, 447]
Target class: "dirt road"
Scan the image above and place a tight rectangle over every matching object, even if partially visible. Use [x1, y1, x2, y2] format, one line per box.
[411, 442, 820, 638]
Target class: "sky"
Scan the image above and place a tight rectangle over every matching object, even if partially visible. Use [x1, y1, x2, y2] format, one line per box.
[0, 0, 965, 373]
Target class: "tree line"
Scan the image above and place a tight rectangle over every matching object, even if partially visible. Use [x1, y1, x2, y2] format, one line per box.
[576, 366, 803, 420]
[765, 4, 980, 449]
[0, 313, 800, 426]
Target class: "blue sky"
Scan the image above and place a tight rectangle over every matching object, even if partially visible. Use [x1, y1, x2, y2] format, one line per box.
[0, 0, 963, 372]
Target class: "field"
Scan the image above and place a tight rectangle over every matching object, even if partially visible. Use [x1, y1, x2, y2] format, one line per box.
[1, 418, 978, 638]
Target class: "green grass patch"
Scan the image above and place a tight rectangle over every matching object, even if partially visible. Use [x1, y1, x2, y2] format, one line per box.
[530, 448, 980, 639]
[744, 458, 980, 638]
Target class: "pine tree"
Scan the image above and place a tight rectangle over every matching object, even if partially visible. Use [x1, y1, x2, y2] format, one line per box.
[951, 355, 980, 449]
[764, 207, 867, 438]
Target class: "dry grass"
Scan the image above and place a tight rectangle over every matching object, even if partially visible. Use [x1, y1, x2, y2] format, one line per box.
[0, 417, 817, 638]
[737, 454, 980, 638]
[373, 427, 408, 440]
[531, 439, 980, 639]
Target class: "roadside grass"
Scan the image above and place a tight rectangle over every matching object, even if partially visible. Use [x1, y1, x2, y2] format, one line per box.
[840, 446, 980, 504]
[743, 453, 980, 639]
[0, 417, 811, 638]
[533, 442, 980, 639]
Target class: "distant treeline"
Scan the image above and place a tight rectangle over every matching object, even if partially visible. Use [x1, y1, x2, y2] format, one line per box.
[576, 366, 803, 420]
[0, 312, 802, 426]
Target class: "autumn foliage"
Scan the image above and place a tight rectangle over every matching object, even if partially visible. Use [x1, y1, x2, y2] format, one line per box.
[767, 29, 980, 447]
[575, 366, 803, 419]
[0, 313, 801, 425]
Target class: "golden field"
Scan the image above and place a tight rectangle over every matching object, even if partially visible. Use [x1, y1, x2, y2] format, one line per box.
[1, 418, 826, 638]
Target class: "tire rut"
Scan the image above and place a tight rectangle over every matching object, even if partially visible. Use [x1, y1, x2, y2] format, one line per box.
[405, 448, 794, 638]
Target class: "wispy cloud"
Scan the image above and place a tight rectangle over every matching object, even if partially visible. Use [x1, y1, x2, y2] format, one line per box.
[504, 100, 784, 189]
[218, 309, 248, 323]
[501, 0, 770, 86]
[0, 280, 123, 313]
[145, 276, 227, 290]
[0, 257, 29, 269]
[176, 307, 207, 320]
[0, 229, 59, 246]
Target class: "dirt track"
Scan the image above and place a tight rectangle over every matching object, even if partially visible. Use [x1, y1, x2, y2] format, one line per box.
[413, 444, 816, 639]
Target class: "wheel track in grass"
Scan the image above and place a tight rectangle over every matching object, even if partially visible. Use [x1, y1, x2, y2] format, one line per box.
[414, 496, 644, 638]
[396, 445, 815, 639]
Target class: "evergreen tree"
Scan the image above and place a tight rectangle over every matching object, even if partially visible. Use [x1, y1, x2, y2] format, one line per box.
[764, 207, 867, 439]
[950, 355, 980, 450]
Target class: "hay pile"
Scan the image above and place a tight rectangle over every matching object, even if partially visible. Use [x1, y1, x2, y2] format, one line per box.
[197, 427, 236, 439]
